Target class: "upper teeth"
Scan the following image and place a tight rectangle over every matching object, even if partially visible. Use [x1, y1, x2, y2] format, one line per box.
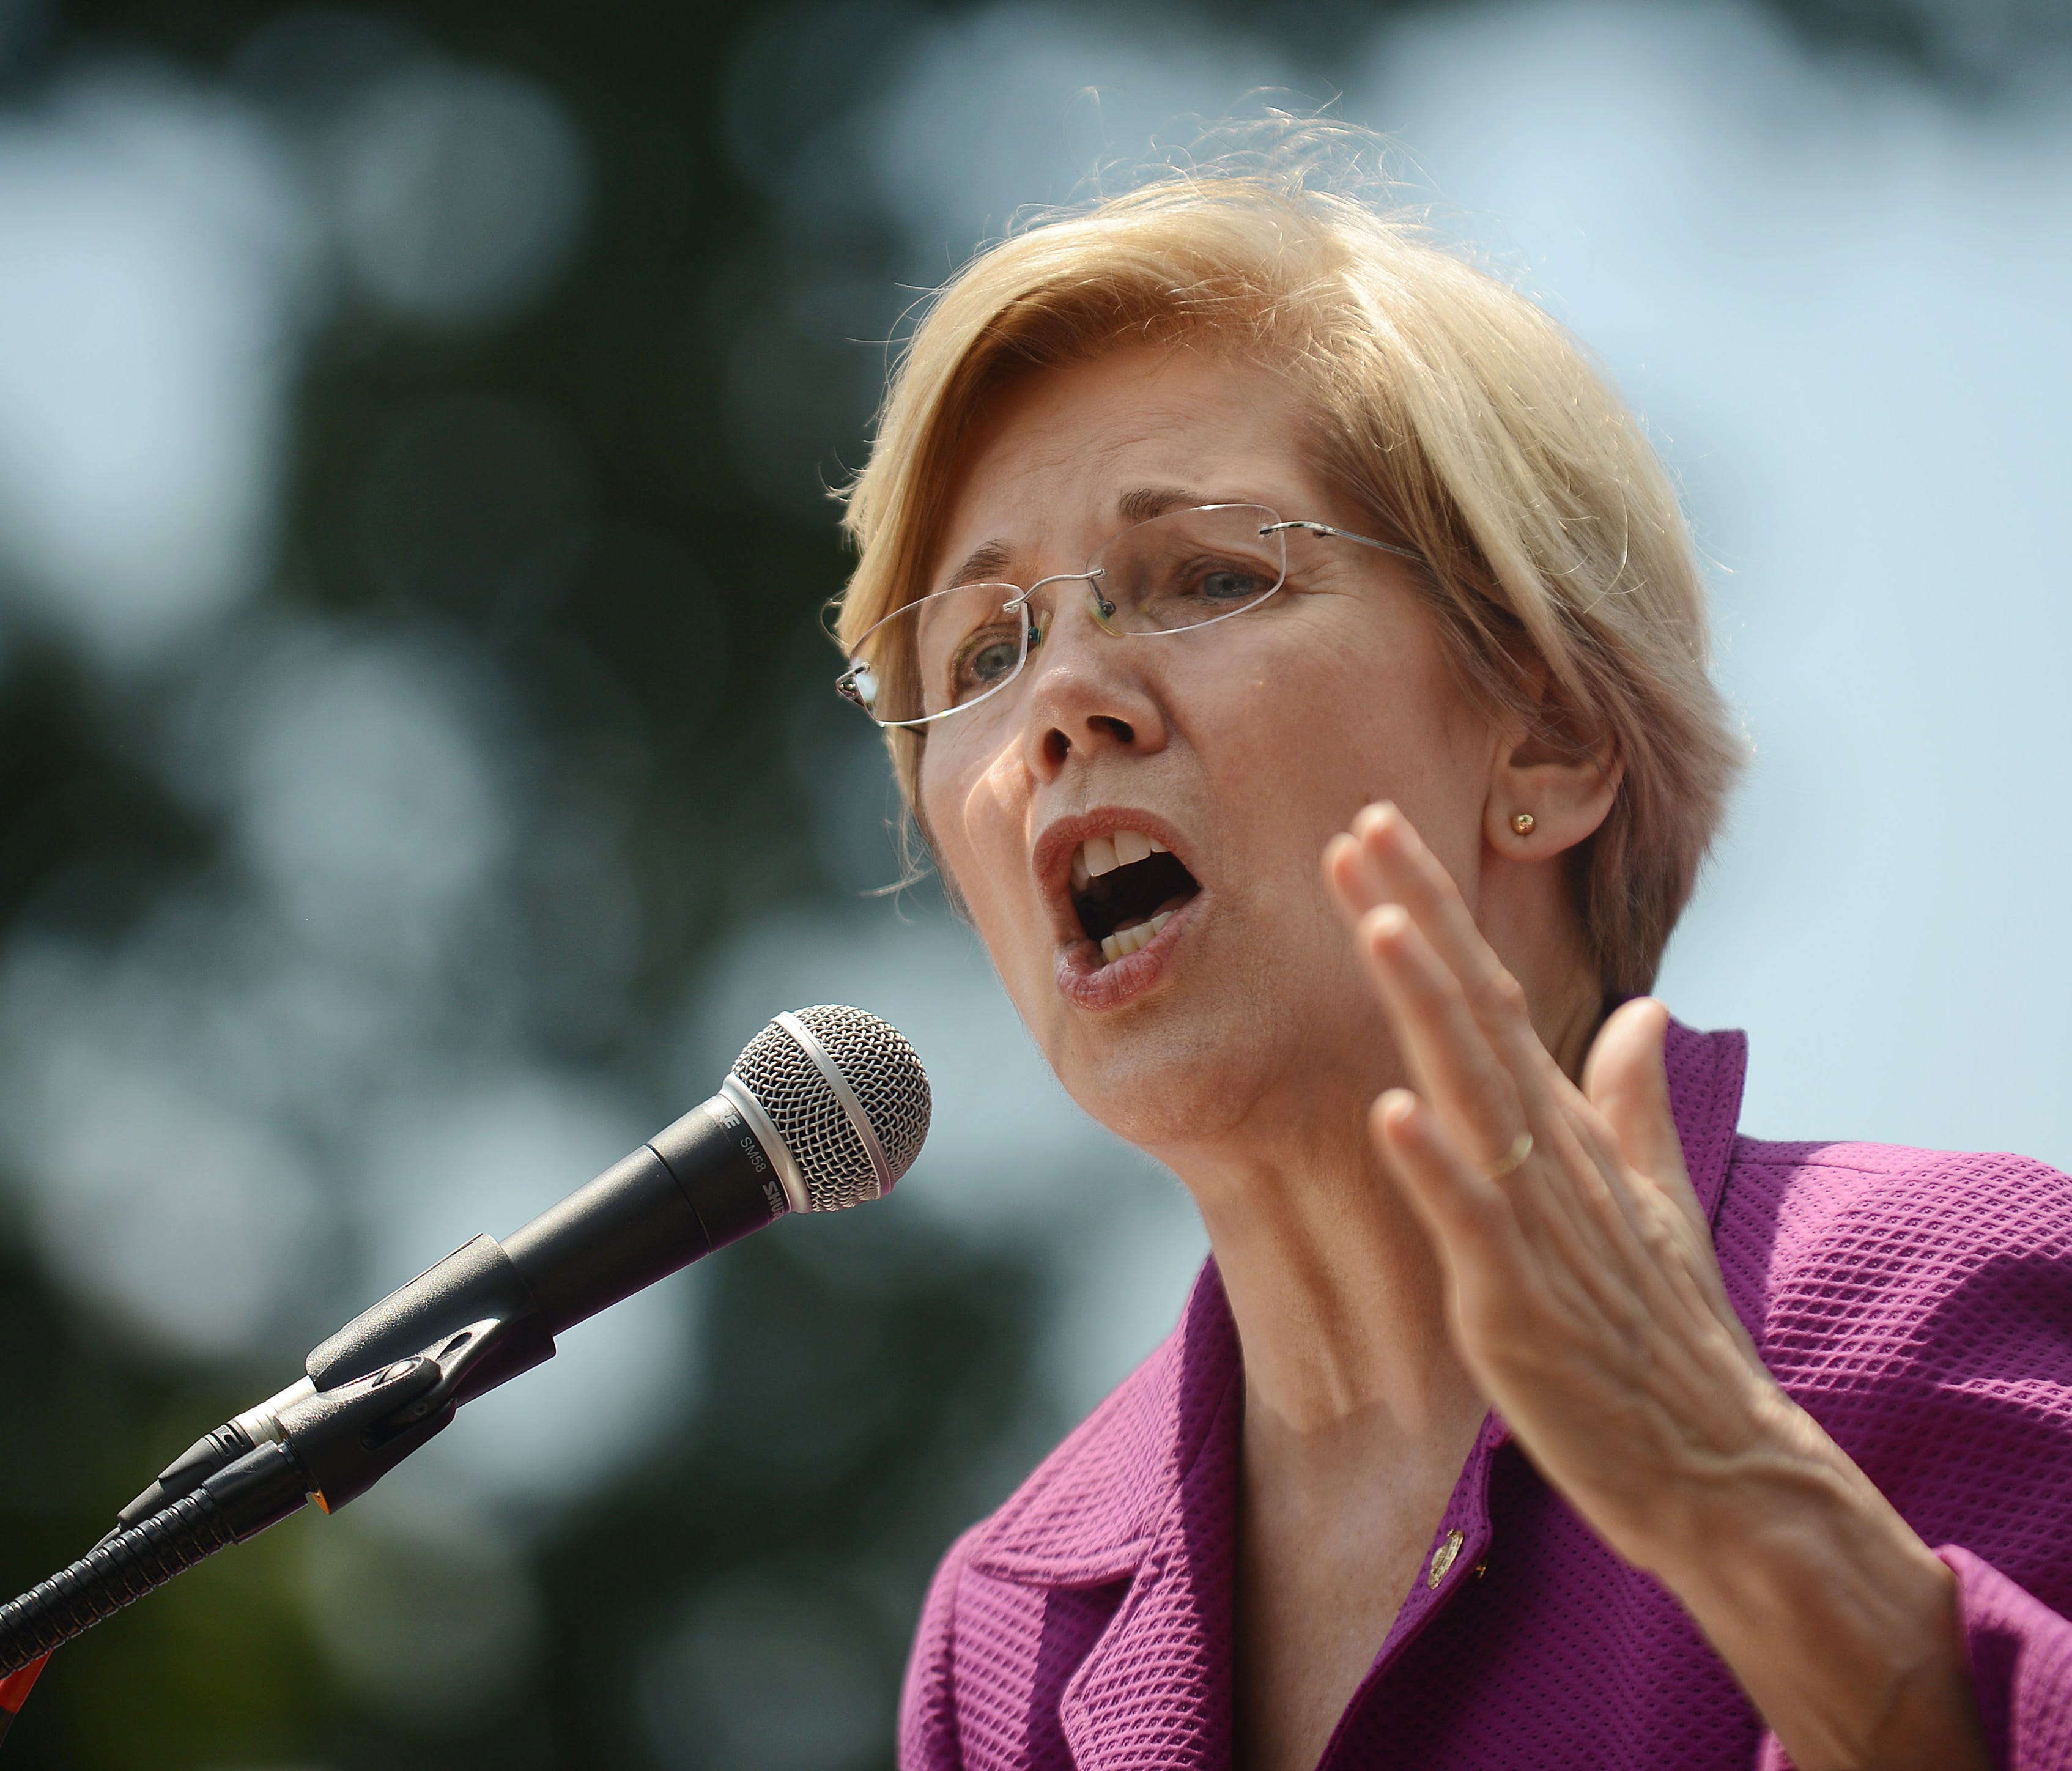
[1071, 828, 1166, 889]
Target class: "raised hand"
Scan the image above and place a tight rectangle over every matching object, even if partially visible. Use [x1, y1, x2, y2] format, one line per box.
[1325, 800, 1988, 1771]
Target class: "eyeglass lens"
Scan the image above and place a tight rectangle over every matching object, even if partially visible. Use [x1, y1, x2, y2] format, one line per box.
[842, 504, 1287, 727]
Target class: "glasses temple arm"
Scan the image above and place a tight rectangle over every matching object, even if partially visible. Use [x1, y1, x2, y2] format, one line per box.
[1260, 519, 1424, 564]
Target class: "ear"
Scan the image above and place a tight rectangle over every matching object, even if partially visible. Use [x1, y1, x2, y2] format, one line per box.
[1483, 668, 1623, 859]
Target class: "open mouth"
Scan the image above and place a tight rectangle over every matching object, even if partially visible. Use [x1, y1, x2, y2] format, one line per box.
[1068, 827, 1202, 964]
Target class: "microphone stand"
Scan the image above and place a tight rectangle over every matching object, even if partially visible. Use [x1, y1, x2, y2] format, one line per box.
[0, 1304, 540, 1736]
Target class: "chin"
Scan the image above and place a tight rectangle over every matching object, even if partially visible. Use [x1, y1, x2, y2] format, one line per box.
[1043, 984, 1292, 1155]
[1070, 1070, 1257, 1153]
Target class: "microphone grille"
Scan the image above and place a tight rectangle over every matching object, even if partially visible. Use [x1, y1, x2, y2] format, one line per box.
[728, 1005, 931, 1211]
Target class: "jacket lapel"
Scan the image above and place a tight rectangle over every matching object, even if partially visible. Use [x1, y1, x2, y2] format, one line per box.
[964, 1264, 1245, 1771]
[1057, 1349, 1242, 1770]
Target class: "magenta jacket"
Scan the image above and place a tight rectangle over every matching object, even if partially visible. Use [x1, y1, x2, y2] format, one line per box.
[900, 1020, 2072, 1769]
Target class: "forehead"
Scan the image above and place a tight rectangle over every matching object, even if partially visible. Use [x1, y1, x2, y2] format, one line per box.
[928, 346, 1328, 581]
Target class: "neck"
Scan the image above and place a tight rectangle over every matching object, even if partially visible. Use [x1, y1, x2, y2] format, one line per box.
[1153, 950, 1605, 1442]
[1156, 1086, 1476, 1438]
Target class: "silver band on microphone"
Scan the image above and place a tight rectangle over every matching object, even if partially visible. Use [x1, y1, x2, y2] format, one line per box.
[718, 1073, 811, 1215]
[777, 1009, 894, 1200]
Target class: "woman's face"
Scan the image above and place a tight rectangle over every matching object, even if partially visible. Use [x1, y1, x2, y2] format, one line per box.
[916, 346, 1503, 1154]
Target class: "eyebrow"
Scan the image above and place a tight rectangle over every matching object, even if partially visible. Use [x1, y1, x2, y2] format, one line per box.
[938, 486, 1210, 591]
[943, 539, 1016, 590]
[1115, 484, 1199, 525]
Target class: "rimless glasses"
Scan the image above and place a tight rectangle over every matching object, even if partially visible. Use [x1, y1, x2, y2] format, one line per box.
[836, 502, 1421, 730]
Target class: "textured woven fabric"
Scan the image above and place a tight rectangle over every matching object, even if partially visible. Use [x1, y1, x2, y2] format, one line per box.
[900, 1020, 2072, 1769]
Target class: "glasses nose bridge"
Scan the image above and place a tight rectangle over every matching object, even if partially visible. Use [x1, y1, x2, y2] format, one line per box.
[1014, 564, 1103, 609]
[1013, 561, 1122, 662]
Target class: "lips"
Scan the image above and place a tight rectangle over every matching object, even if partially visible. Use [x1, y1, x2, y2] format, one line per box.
[1032, 811, 1204, 1005]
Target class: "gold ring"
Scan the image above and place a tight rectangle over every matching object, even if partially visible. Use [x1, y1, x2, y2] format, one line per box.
[1481, 1131, 1534, 1179]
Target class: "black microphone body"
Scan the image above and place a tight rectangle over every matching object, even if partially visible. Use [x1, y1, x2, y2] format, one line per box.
[503, 1093, 790, 1335]
[111, 1094, 783, 1531]
[305, 1092, 785, 1402]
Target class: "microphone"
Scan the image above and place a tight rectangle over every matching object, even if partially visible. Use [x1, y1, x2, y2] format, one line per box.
[113, 1003, 931, 1527]
[0, 1006, 930, 1678]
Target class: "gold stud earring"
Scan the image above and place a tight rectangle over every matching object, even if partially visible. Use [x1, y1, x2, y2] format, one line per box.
[1511, 812, 1536, 837]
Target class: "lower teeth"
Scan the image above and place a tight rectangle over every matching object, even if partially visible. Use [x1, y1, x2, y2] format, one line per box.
[1098, 909, 1174, 965]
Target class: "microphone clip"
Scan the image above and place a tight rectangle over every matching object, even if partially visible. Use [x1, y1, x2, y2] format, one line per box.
[275, 1314, 521, 1514]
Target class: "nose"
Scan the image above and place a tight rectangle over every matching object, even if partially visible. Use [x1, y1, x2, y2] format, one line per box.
[1016, 588, 1170, 780]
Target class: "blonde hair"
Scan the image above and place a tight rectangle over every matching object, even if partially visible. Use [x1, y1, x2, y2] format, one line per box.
[835, 147, 1741, 996]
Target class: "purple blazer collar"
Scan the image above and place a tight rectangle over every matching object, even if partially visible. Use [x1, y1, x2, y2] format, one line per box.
[962, 1019, 1750, 1771]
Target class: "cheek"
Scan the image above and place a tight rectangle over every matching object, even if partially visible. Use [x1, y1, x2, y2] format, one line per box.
[919, 749, 1035, 949]
[917, 756, 980, 906]
[1188, 607, 1478, 845]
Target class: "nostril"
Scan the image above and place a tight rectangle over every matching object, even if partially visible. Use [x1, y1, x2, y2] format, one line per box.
[1038, 715, 1135, 771]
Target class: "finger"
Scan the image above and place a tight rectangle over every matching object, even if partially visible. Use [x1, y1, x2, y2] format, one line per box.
[1352, 804, 1689, 1277]
[1370, 1087, 1516, 1262]
[1358, 896, 1641, 1277]
[1356, 863, 1635, 1226]
[1582, 997, 1694, 1198]
[1353, 824, 1752, 1391]
[1349, 804, 1500, 986]
[1383, 1082, 1747, 1422]
[1323, 828, 1387, 923]
[1352, 806, 1684, 1301]
[1578, 1000, 1718, 1263]
[1584, 997, 1755, 1345]
[1359, 907, 1649, 1309]
[1373, 1090, 1616, 1365]
[1352, 804, 1571, 1098]
[1359, 901, 1527, 1168]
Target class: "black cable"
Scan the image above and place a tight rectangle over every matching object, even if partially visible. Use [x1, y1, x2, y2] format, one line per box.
[0, 1443, 306, 1677]
[0, 1491, 235, 1673]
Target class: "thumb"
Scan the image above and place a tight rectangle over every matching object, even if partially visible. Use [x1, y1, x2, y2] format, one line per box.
[1582, 997, 1693, 1200]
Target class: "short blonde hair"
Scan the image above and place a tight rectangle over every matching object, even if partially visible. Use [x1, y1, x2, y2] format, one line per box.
[835, 154, 1741, 996]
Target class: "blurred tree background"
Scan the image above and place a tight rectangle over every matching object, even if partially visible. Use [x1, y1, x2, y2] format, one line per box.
[0, 0, 2063, 1765]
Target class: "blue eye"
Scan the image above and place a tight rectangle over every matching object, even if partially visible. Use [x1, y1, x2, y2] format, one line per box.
[966, 639, 1018, 682]
[1199, 567, 1268, 602]
[947, 630, 1022, 700]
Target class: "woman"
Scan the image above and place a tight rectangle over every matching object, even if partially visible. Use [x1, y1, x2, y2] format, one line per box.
[831, 160, 2072, 1769]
